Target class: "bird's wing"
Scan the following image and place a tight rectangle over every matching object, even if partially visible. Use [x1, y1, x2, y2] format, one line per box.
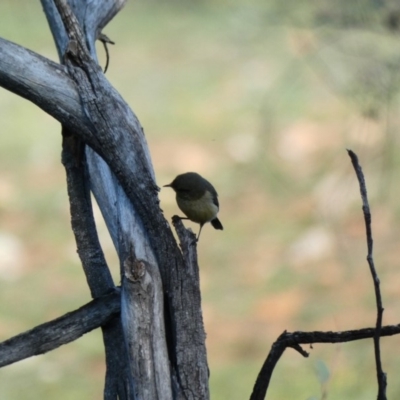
[203, 179, 219, 209]
[212, 193, 219, 208]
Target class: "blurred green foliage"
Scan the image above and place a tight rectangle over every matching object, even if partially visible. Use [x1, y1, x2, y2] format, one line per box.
[1, 0, 400, 399]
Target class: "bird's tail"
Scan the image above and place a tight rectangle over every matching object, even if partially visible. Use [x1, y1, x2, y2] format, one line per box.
[211, 218, 223, 230]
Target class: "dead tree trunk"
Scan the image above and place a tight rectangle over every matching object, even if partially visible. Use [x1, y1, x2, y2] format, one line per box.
[0, 1, 209, 399]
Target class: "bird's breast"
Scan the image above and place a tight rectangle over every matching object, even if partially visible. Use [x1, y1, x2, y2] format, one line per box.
[176, 191, 218, 224]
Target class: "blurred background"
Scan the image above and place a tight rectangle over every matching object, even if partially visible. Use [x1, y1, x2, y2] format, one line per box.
[1, 0, 400, 398]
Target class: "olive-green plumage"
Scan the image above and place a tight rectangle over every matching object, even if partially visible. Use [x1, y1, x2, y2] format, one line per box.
[164, 172, 223, 240]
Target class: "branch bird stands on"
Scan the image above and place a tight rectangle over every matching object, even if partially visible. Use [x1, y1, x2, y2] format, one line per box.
[164, 172, 223, 241]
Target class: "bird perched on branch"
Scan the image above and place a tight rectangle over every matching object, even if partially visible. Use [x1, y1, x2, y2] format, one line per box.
[164, 172, 223, 241]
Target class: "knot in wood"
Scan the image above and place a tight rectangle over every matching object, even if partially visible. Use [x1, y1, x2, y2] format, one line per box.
[124, 257, 147, 282]
[65, 40, 78, 58]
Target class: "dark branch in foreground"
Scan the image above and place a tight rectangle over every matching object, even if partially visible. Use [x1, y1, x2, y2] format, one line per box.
[61, 131, 132, 399]
[250, 150, 390, 400]
[0, 289, 120, 368]
[62, 131, 114, 297]
[347, 149, 387, 399]
[250, 325, 400, 400]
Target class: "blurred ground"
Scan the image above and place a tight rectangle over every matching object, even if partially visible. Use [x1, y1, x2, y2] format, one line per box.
[1, 0, 400, 399]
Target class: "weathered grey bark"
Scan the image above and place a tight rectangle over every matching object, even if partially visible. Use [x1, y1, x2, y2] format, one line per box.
[0, 1, 209, 399]
[0, 38, 86, 134]
[62, 132, 132, 398]
[122, 257, 172, 400]
[0, 290, 120, 368]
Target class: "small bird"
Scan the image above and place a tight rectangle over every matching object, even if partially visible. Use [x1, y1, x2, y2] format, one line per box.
[164, 172, 223, 241]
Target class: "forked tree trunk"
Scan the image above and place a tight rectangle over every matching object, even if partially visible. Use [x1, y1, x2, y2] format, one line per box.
[0, 1, 209, 399]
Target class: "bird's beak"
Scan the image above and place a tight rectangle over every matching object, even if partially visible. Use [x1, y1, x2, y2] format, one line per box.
[163, 183, 172, 188]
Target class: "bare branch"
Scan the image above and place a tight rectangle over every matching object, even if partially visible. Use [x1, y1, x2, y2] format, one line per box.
[250, 325, 400, 400]
[250, 151, 390, 400]
[121, 256, 173, 400]
[1, 1, 211, 397]
[0, 38, 89, 136]
[61, 131, 113, 296]
[61, 129, 132, 399]
[73, 0, 126, 55]
[172, 217, 209, 399]
[0, 290, 120, 368]
[347, 149, 387, 399]
[41, 0, 126, 59]
[99, 33, 115, 73]
[53, 0, 91, 59]
[48, 1, 210, 396]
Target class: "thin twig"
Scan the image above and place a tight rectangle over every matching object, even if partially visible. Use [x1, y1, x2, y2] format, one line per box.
[98, 33, 115, 73]
[250, 150, 389, 400]
[347, 149, 387, 399]
[250, 325, 400, 400]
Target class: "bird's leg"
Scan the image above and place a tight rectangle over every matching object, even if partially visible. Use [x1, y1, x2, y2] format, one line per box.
[196, 224, 204, 242]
